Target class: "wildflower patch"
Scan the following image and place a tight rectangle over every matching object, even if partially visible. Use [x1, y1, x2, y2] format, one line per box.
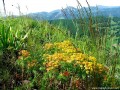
[43, 40, 108, 75]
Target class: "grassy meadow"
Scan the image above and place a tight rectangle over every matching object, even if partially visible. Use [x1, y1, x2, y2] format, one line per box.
[0, 2, 120, 90]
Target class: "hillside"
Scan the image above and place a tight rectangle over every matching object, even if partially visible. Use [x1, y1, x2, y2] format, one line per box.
[49, 16, 120, 44]
[28, 6, 120, 20]
[0, 14, 120, 89]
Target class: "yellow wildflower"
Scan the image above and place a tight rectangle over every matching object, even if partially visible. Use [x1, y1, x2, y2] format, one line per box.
[43, 40, 108, 75]
[44, 43, 53, 50]
[27, 60, 37, 69]
[88, 56, 96, 62]
[19, 50, 30, 57]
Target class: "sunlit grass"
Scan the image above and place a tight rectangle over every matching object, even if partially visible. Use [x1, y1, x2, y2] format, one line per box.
[0, 0, 120, 89]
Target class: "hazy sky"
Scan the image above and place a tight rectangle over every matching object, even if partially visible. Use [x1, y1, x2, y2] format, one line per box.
[0, 0, 120, 15]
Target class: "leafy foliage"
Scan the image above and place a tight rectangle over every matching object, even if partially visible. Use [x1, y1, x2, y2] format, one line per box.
[0, 14, 119, 90]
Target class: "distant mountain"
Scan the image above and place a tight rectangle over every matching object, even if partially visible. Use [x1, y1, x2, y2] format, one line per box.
[28, 6, 120, 20]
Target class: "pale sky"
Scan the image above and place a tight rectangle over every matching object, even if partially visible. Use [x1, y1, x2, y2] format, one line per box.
[0, 0, 120, 15]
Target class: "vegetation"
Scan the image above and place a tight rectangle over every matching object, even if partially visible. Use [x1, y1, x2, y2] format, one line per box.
[0, 0, 120, 90]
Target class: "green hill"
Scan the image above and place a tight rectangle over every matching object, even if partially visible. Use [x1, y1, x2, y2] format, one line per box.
[0, 16, 120, 89]
[28, 6, 120, 20]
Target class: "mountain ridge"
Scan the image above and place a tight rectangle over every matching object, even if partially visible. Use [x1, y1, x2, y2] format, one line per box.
[28, 5, 120, 20]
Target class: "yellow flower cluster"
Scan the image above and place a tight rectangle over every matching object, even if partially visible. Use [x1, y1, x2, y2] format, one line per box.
[17, 50, 38, 69]
[44, 40, 80, 53]
[43, 40, 108, 74]
[44, 53, 86, 65]
[44, 43, 53, 50]
[27, 60, 38, 69]
[19, 50, 30, 57]
[54, 40, 77, 53]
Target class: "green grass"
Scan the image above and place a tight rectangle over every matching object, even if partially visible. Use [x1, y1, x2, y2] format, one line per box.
[0, 10, 120, 90]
